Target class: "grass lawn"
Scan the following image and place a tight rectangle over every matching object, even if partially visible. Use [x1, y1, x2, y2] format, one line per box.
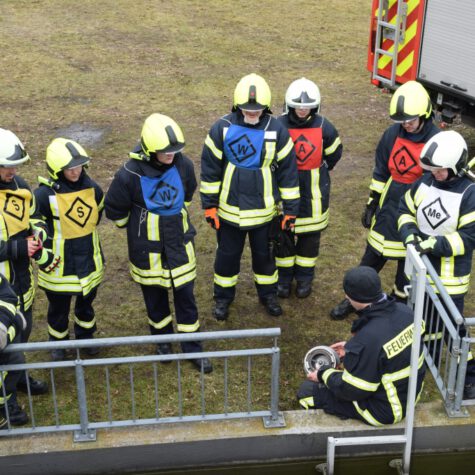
[1, 0, 474, 424]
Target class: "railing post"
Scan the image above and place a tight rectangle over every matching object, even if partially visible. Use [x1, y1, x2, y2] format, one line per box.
[263, 345, 285, 428]
[73, 359, 96, 442]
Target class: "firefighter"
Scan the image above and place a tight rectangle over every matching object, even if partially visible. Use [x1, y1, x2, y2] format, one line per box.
[105, 114, 212, 374]
[330, 80, 439, 320]
[0, 273, 30, 428]
[34, 138, 104, 361]
[200, 73, 300, 320]
[276, 78, 342, 298]
[398, 131, 475, 400]
[297, 266, 425, 426]
[0, 128, 49, 394]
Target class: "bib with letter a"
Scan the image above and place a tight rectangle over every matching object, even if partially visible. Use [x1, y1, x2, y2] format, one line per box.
[388, 137, 424, 184]
[288, 127, 323, 170]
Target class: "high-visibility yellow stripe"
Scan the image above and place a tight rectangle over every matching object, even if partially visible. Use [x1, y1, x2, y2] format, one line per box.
[324, 137, 341, 155]
[276, 256, 295, 268]
[48, 325, 69, 340]
[204, 135, 222, 160]
[177, 321, 200, 333]
[295, 255, 317, 268]
[254, 270, 278, 285]
[445, 232, 465, 256]
[200, 181, 221, 194]
[148, 315, 173, 330]
[342, 370, 380, 392]
[74, 316, 96, 330]
[459, 211, 475, 227]
[214, 273, 239, 288]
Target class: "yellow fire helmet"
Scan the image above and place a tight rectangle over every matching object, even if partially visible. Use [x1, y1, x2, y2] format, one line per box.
[140, 113, 185, 159]
[233, 73, 271, 111]
[46, 138, 90, 180]
[389, 80, 432, 122]
[0, 128, 30, 167]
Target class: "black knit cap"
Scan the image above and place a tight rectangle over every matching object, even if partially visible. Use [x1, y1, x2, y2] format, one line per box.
[343, 266, 383, 303]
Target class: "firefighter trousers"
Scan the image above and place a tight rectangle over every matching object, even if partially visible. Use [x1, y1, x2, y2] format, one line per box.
[46, 288, 98, 341]
[297, 380, 369, 424]
[0, 335, 25, 407]
[278, 232, 321, 284]
[214, 221, 277, 303]
[360, 244, 407, 299]
[140, 282, 202, 353]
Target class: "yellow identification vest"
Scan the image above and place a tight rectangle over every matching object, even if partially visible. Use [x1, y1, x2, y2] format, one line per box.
[0, 188, 31, 236]
[56, 188, 98, 239]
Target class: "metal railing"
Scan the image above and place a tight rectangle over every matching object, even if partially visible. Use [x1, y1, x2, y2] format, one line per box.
[406, 255, 475, 417]
[0, 328, 284, 441]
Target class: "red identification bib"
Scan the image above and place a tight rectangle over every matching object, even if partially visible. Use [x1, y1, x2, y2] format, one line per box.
[388, 137, 424, 184]
[288, 127, 323, 170]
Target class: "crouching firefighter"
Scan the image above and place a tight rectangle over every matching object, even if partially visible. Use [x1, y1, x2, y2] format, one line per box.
[297, 266, 425, 426]
[105, 113, 212, 374]
[34, 138, 104, 361]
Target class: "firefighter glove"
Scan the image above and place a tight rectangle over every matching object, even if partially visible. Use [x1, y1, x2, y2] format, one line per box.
[281, 215, 296, 231]
[405, 234, 421, 246]
[33, 248, 62, 273]
[415, 236, 437, 255]
[204, 207, 220, 230]
[361, 193, 379, 229]
[31, 224, 48, 242]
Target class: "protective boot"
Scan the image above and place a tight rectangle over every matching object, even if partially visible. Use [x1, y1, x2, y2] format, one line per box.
[260, 295, 283, 317]
[464, 383, 475, 400]
[156, 343, 173, 364]
[277, 283, 291, 298]
[296, 281, 312, 299]
[191, 358, 213, 374]
[213, 299, 230, 321]
[17, 376, 49, 396]
[0, 399, 29, 426]
[330, 298, 355, 320]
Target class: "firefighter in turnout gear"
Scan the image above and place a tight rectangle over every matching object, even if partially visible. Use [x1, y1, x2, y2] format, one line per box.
[34, 138, 104, 361]
[398, 131, 475, 400]
[330, 81, 439, 320]
[298, 266, 425, 426]
[0, 273, 31, 428]
[0, 128, 48, 394]
[200, 73, 300, 320]
[105, 114, 212, 374]
[276, 78, 342, 299]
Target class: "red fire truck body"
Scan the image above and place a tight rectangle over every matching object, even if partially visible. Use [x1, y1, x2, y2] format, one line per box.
[367, 0, 475, 126]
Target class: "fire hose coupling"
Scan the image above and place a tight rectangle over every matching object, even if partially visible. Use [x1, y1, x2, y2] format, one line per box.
[303, 345, 340, 375]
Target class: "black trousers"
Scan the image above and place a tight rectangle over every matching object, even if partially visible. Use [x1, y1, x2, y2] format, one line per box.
[360, 244, 408, 298]
[278, 232, 321, 284]
[0, 335, 25, 406]
[214, 221, 277, 302]
[140, 283, 202, 354]
[297, 380, 368, 424]
[46, 288, 97, 341]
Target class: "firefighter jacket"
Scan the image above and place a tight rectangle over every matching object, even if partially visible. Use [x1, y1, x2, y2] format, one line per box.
[367, 120, 439, 258]
[318, 297, 425, 426]
[0, 176, 46, 310]
[34, 172, 105, 296]
[105, 153, 197, 289]
[200, 111, 300, 229]
[399, 173, 475, 296]
[278, 113, 342, 234]
[0, 273, 23, 350]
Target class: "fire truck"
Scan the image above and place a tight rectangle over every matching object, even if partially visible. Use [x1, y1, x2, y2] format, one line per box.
[367, 0, 475, 126]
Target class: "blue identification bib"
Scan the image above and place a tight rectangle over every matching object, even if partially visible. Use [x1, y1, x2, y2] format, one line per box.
[140, 166, 184, 216]
[223, 124, 264, 170]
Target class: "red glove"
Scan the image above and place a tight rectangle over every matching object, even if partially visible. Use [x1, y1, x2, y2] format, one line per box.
[281, 215, 296, 231]
[204, 208, 220, 230]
